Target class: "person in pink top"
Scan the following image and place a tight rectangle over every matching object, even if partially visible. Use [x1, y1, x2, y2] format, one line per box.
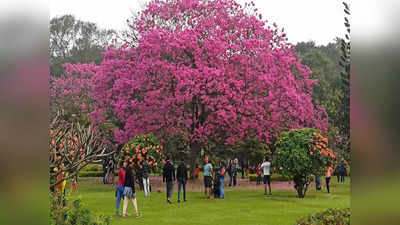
[325, 166, 334, 194]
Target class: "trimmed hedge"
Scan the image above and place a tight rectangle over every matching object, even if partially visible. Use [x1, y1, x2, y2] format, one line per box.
[78, 171, 117, 177]
[294, 208, 350, 225]
[248, 174, 291, 182]
[81, 164, 103, 172]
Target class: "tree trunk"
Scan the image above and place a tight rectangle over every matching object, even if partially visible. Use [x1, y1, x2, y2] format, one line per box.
[294, 175, 306, 198]
[188, 141, 201, 179]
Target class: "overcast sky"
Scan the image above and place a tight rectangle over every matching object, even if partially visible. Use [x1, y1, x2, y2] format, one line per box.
[50, 0, 346, 45]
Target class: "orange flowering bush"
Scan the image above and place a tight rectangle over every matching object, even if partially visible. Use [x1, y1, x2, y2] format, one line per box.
[273, 128, 335, 198]
[118, 134, 164, 172]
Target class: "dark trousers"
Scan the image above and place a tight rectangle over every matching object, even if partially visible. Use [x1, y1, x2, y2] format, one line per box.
[326, 177, 331, 193]
[315, 176, 321, 190]
[166, 181, 174, 200]
[340, 171, 345, 183]
[177, 179, 186, 201]
[256, 174, 261, 185]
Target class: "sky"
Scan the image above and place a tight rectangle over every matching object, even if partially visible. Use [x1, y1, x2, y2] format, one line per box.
[50, 0, 346, 45]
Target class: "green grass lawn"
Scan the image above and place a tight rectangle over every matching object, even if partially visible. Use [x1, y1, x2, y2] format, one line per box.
[70, 178, 350, 225]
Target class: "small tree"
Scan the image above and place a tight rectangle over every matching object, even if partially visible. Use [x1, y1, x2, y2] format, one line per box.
[49, 111, 113, 190]
[117, 134, 164, 173]
[273, 128, 336, 198]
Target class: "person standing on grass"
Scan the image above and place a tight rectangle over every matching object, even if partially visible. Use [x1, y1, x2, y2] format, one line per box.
[163, 156, 175, 204]
[142, 158, 151, 197]
[176, 158, 188, 203]
[115, 161, 126, 216]
[218, 161, 226, 199]
[339, 160, 346, 183]
[232, 159, 238, 187]
[256, 163, 262, 185]
[203, 157, 213, 198]
[122, 162, 140, 218]
[228, 159, 233, 186]
[260, 156, 272, 196]
[315, 174, 321, 190]
[195, 165, 199, 179]
[325, 165, 334, 194]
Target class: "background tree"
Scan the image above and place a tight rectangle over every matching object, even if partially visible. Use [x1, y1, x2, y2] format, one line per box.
[50, 14, 117, 77]
[295, 39, 350, 163]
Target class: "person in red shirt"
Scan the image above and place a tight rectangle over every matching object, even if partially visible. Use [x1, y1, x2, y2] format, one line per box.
[195, 165, 199, 179]
[115, 161, 127, 216]
[256, 164, 262, 185]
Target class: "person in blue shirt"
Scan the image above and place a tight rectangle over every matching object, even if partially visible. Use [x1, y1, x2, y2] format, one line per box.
[203, 157, 213, 199]
[339, 160, 346, 183]
[218, 161, 226, 199]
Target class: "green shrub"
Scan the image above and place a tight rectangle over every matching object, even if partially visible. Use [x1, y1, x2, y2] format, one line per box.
[50, 194, 111, 225]
[274, 128, 336, 198]
[78, 171, 117, 177]
[294, 208, 350, 225]
[81, 164, 102, 172]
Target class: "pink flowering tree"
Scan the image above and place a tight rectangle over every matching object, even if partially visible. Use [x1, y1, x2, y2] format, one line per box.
[90, 0, 327, 174]
[50, 63, 98, 125]
[56, 0, 328, 176]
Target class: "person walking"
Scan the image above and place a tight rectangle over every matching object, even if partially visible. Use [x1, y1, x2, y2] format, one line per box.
[325, 165, 334, 194]
[218, 161, 226, 199]
[115, 161, 126, 216]
[203, 157, 213, 199]
[142, 158, 151, 197]
[122, 162, 140, 218]
[260, 156, 272, 196]
[163, 157, 175, 204]
[339, 160, 346, 183]
[176, 158, 188, 203]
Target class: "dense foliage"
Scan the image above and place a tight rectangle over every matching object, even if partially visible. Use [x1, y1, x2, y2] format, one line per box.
[273, 128, 336, 198]
[50, 195, 110, 225]
[117, 134, 164, 172]
[295, 40, 350, 163]
[294, 208, 350, 225]
[50, 14, 116, 78]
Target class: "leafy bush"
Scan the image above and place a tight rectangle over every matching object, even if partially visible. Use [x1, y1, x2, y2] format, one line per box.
[50, 194, 111, 225]
[294, 208, 350, 225]
[273, 128, 336, 198]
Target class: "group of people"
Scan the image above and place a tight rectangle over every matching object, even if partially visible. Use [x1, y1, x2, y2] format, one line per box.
[115, 160, 140, 217]
[114, 155, 347, 217]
